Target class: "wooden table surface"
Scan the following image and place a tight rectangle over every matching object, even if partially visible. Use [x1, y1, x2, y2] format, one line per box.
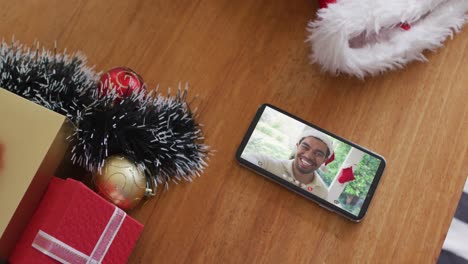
[2, 0, 467, 263]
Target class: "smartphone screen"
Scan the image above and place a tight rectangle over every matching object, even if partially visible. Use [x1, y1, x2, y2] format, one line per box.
[236, 104, 386, 221]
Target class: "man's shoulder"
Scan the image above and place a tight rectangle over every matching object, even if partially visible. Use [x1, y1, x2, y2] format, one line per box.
[314, 172, 328, 189]
[310, 172, 329, 199]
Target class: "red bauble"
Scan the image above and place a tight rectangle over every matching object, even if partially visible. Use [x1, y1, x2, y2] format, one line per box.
[98, 67, 145, 98]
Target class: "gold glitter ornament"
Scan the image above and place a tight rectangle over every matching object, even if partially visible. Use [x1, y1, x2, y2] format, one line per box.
[94, 155, 147, 210]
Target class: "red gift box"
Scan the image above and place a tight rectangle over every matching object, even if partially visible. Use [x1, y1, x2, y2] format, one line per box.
[9, 178, 143, 263]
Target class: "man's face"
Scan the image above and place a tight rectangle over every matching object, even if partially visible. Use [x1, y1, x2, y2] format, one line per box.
[293, 137, 328, 175]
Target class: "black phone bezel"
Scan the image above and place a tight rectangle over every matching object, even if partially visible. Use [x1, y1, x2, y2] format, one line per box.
[235, 104, 386, 222]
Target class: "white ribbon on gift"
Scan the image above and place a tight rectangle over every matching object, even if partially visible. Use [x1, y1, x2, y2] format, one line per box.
[31, 207, 126, 264]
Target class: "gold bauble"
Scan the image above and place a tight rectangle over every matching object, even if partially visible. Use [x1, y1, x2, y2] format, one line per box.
[94, 155, 146, 210]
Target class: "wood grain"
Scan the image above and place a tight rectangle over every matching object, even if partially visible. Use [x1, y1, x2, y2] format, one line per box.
[1, 0, 467, 263]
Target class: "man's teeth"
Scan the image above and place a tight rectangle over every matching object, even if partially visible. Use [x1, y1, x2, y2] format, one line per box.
[301, 158, 311, 166]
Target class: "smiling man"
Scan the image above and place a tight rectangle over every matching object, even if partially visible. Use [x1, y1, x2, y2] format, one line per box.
[244, 128, 333, 200]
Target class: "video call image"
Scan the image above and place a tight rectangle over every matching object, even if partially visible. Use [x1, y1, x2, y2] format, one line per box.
[241, 106, 382, 216]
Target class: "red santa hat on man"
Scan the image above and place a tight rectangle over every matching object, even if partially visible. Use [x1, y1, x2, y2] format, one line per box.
[299, 128, 335, 168]
[307, 0, 468, 78]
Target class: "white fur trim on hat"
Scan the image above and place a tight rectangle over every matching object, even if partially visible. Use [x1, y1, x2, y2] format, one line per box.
[300, 129, 334, 158]
[307, 0, 468, 78]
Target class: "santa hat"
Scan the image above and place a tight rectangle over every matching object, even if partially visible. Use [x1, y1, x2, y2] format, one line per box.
[307, 0, 468, 78]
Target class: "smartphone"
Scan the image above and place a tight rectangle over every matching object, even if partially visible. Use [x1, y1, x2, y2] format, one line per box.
[236, 104, 386, 222]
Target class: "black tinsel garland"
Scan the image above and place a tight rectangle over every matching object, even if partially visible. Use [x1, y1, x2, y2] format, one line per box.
[0, 40, 209, 189]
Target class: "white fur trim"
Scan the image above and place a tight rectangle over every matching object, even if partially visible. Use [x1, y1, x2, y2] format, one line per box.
[307, 0, 468, 78]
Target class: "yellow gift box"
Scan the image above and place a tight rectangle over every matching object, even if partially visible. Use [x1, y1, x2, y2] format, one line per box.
[0, 89, 72, 258]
